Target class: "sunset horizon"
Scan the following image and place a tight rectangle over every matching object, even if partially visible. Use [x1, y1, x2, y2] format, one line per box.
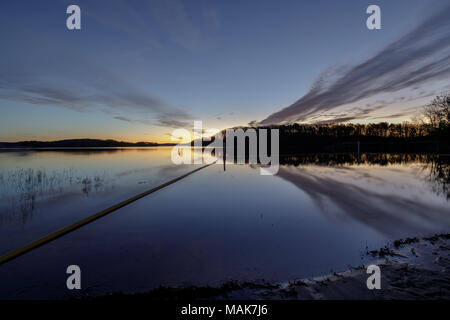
[2, 1, 449, 143]
[1, 0, 449, 311]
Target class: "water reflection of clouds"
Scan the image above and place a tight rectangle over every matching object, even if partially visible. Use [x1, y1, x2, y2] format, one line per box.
[277, 164, 450, 237]
[116, 163, 193, 178]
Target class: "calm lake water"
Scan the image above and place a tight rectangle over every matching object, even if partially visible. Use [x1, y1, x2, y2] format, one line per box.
[0, 148, 449, 298]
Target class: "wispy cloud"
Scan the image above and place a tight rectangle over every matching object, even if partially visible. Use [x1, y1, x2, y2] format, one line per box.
[113, 110, 193, 129]
[0, 61, 193, 128]
[62, 0, 217, 52]
[260, 5, 450, 125]
[78, 0, 161, 49]
[0, 0, 217, 134]
[202, 6, 221, 31]
[148, 0, 213, 51]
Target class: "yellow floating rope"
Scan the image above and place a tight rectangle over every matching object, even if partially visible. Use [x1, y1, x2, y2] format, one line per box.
[0, 162, 215, 265]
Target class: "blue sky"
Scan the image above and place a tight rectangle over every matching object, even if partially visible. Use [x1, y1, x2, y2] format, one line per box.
[0, 0, 449, 142]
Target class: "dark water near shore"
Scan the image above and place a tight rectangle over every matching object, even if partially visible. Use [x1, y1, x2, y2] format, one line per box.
[0, 148, 449, 298]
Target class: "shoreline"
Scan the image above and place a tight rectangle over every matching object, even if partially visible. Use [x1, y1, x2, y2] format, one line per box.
[90, 233, 450, 300]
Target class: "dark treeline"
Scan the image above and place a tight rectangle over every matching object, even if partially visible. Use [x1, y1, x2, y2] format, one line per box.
[0, 139, 175, 148]
[275, 121, 445, 139]
[264, 121, 450, 153]
[219, 93, 450, 154]
[207, 122, 450, 154]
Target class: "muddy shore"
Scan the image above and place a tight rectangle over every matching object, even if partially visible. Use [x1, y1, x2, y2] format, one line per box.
[89, 233, 450, 300]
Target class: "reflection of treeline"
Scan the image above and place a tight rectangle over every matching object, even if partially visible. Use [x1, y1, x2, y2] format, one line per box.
[280, 153, 450, 200]
[423, 157, 450, 200]
[279, 153, 446, 166]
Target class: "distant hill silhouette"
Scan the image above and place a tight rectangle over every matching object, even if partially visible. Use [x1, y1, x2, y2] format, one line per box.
[0, 139, 175, 148]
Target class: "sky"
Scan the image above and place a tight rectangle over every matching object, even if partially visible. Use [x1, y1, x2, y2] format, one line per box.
[0, 0, 449, 143]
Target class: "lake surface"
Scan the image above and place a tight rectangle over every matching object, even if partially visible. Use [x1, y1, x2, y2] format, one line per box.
[0, 149, 449, 299]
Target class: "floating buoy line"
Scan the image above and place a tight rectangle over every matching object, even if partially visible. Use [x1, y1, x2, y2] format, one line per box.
[0, 162, 215, 265]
